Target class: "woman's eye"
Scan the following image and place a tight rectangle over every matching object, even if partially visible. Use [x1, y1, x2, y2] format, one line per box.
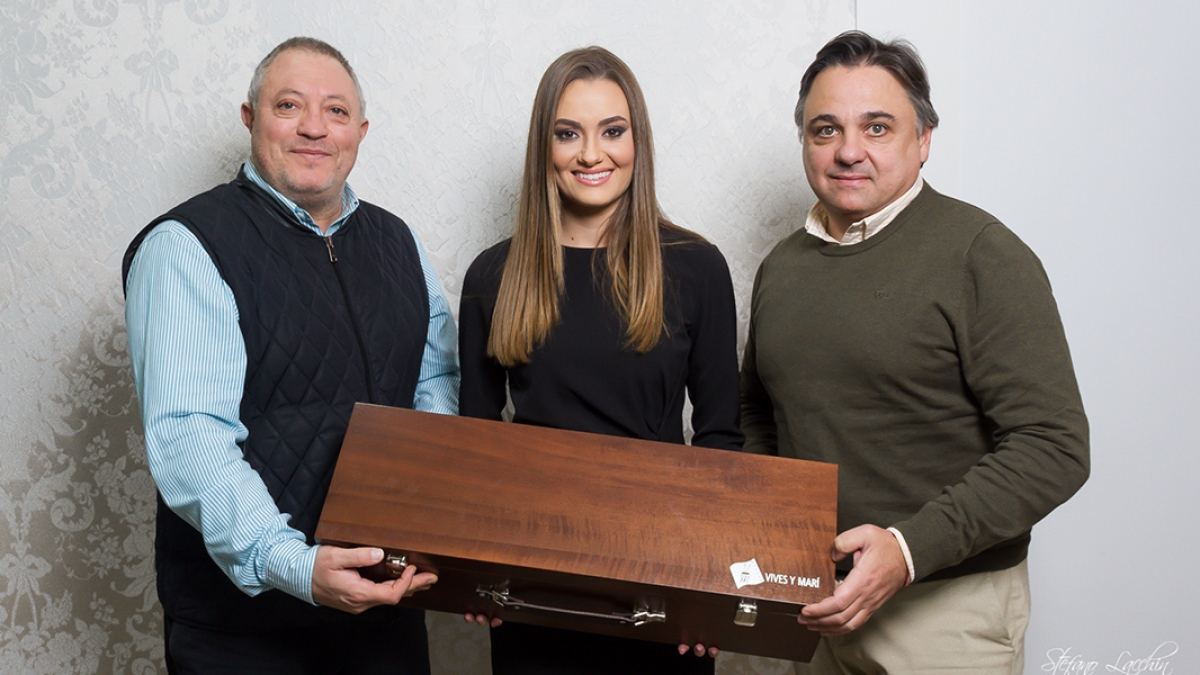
[554, 129, 577, 141]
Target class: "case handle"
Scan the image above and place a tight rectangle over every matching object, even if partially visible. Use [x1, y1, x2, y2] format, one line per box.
[476, 586, 666, 627]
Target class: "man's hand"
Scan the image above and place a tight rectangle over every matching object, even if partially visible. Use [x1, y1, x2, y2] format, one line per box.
[797, 525, 908, 635]
[312, 546, 437, 614]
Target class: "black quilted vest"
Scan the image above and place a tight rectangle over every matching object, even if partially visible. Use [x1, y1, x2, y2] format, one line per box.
[123, 173, 429, 629]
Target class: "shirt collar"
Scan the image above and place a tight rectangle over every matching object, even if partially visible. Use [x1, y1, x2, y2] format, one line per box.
[242, 159, 360, 237]
[805, 176, 924, 245]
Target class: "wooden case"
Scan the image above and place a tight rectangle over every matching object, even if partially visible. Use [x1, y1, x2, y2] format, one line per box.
[315, 404, 837, 662]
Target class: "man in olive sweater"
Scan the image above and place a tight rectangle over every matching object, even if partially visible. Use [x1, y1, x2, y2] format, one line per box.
[741, 31, 1089, 674]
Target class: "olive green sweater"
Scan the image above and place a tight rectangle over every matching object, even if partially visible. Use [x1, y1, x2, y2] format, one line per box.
[741, 184, 1089, 581]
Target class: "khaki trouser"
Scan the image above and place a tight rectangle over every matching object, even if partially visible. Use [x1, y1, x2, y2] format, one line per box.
[795, 559, 1030, 675]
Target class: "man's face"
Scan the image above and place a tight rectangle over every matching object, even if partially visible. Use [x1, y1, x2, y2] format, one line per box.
[241, 49, 367, 225]
[801, 65, 931, 237]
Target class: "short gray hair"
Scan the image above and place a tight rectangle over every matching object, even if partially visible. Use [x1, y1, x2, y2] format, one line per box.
[246, 37, 365, 117]
[795, 31, 938, 137]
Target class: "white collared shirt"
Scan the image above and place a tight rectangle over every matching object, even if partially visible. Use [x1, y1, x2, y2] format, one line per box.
[805, 177, 925, 245]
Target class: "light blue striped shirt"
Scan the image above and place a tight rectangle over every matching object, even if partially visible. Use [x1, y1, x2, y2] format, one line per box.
[124, 161, 459, 604]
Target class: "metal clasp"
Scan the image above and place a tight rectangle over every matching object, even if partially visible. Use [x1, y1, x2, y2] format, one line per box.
[628, 607, 668, 626]
[734, 599, 758, 627]
[384, 552, 408, 577]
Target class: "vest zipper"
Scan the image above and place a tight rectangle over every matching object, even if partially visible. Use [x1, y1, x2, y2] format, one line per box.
[325, 236, 377, 404]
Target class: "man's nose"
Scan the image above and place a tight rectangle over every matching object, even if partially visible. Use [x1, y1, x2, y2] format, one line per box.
[297, 108, 327, 138]
[834, 133, 866, 165]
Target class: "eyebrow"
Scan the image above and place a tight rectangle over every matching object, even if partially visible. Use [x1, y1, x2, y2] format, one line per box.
[275, 88, 353, 106]
[807, 113, 839, 127]
[554, 115, 629, 128]
[860, 111, 896, 123]
[807, 111, 896, 127]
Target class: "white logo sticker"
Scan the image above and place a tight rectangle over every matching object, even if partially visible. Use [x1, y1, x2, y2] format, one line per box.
[730, 558, 765, 589]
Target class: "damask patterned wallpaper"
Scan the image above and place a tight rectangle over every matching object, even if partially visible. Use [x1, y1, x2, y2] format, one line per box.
[0, 1, 853, 673]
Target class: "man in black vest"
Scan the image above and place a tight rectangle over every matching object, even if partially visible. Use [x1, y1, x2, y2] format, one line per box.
[124, 37, 459, 674]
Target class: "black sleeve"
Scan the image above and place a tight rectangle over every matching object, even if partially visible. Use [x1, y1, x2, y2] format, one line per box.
[458, 243, 509, 421]
[682, 242, 745, 451]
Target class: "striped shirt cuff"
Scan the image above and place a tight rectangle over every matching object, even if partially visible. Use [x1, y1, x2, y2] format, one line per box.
[263, 538, 320, 605]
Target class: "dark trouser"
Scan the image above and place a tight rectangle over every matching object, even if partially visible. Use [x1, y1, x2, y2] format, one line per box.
[491, 622, 714, 675]
[163, 610, 430, 675]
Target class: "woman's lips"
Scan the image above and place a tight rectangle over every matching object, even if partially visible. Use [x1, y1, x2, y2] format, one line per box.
[573, 169, 612, 185]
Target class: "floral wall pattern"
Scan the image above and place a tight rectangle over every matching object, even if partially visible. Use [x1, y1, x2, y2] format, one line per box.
[0, 1, 853, 673]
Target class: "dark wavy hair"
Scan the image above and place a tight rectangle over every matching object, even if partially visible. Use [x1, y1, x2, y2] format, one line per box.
[795, 31, 938, 136]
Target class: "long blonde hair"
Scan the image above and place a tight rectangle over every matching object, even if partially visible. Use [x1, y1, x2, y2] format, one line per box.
[488, 46, 688, 366]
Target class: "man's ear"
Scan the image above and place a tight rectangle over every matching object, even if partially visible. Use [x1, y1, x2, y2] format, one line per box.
[359, 117, 369, 141]
[241, 102, 255, 132]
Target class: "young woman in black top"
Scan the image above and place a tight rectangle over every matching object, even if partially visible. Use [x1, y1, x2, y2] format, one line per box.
[458, 46, 743, 675]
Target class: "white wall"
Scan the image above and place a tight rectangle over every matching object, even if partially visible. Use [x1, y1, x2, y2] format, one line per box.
[860, 2, 1197, 672]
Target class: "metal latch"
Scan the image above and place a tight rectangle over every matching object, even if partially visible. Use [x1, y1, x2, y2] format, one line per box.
[384, 552, 408, 576]
[734, 599, 758, 627]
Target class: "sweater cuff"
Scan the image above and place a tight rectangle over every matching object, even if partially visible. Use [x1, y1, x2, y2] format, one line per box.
[263, 538, 320, 605]
[887, 527, 915, 586]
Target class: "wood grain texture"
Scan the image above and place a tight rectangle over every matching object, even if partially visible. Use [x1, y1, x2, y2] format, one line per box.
[316, 403, 838, 661]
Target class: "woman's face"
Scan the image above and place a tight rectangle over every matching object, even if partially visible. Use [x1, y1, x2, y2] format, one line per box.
[550, 78, 635, 226]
